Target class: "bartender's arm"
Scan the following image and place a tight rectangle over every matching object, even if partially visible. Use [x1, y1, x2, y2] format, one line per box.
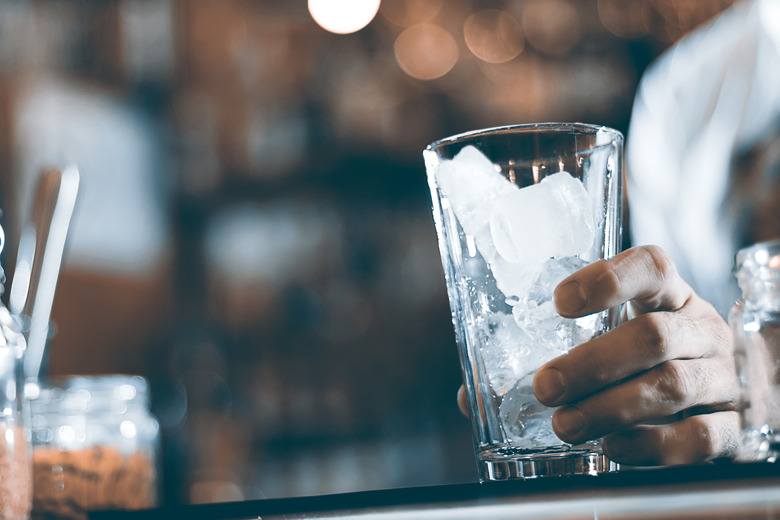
[533, 245, 740, 465]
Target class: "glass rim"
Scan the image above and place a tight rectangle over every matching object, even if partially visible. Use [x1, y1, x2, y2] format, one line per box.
[425, 122, 624, 153]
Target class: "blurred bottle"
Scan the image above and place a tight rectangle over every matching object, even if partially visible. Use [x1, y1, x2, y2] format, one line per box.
[730, 239, 780, 462]
[30, 375, 159, 519]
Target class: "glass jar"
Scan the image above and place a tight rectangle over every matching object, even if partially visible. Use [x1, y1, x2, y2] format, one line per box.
[729, 239, 780, 462]
[29, 375, 160, 519]
[0, 305, 33, 520]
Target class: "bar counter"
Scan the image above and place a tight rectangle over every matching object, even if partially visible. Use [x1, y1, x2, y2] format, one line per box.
[90, 462, 780, 520]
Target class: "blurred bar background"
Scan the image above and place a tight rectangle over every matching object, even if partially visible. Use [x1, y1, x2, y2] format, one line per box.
[0, 0, 736, 507]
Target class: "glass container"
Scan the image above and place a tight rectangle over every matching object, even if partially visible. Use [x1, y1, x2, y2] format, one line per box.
[730, 239, 780, 462]
[0, 304, 32, 520]
[424, 123, 623, 480]
[30, 375, 159, 519]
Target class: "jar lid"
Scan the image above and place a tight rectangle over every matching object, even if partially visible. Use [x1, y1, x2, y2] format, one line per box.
[735, 239, 780, 307]
[736, 239, 780, 270]
[30, 374, 150, 415]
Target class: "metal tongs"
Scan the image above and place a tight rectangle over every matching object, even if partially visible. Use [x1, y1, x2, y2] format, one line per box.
[8, 166, 79, 382]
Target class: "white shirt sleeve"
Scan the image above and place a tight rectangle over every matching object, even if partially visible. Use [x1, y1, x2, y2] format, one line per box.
[626, 0, 780, 316]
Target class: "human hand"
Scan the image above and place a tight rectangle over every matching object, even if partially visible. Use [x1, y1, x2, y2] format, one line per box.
[532, 245, 739, 466]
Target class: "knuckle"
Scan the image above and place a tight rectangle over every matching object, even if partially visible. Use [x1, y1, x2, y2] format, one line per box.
[642, 245, 677, 282]
[574, 346, 613, 389]
[597, 259, 623, 296]
[640, 428, 666, 463]
[693, 420, 718, 460]
[709, 362, 739, 407]
[703, 315, 734, 356]
[635, 313, 672, 360]
[683, 414, 729, 462]
[591, 360, 615, 388]
[718, 365, 740, 405]
[614, 401, 638, 427]
[717, 411, 741, 458]
[619, 412, 740, 465]
[653, 418, 714, 466]
[639, 246, 690, 310]
[654, 361, 691, 407]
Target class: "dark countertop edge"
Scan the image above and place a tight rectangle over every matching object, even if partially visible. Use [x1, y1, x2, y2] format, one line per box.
[89, 462, 780, 520]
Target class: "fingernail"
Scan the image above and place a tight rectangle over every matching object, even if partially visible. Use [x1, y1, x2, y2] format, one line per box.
[555, 281, 587, 315]
[534, 368, 565, 403]
[554, 407, 585, 437]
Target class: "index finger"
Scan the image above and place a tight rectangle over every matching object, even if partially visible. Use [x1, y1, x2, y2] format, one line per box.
[554, 245, 693, 318]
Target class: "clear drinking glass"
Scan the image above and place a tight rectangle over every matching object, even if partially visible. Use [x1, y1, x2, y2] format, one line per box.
[424, 123, 623, 480]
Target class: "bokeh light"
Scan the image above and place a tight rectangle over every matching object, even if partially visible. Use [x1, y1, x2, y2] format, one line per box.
[598, 0, 651, 39]
[308, 0, 381, 34]
[649, 0, 735, 43]
[394, 23, 458, 80]
[521, 0, 581, 56]
[481, 56, 555, 120]
[380, 0, 443, 27]
[463, 9, 524, 64]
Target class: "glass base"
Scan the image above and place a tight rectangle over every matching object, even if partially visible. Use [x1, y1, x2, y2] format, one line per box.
[478, 448, 619, 480]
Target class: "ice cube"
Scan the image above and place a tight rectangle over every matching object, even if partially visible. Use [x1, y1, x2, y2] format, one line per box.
[543, 171, 596, 256]
[512, 256, 591, 353]
[435, 146, 596, 303]
[479, 313, 531, 396]
[525, 256, 589, 306]
[490, 256, 535, 299]
[435, 145, 516, 239]
[512, 299, 558, 334]
[489, 182, 547, 265]
[489, 171, 595, 271]
[499, 373, 561, 445]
